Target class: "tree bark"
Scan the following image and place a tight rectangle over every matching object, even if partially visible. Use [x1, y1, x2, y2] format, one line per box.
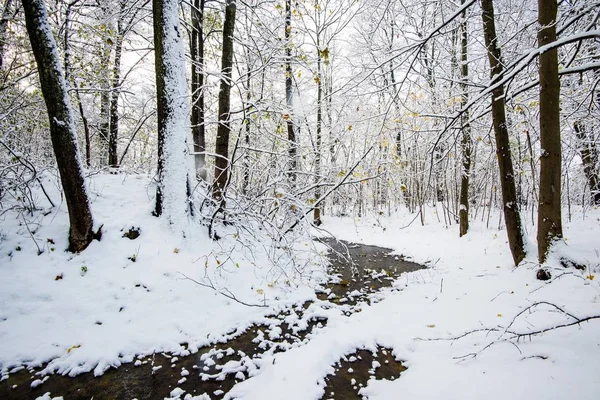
[153, 0, 192, 221]
[190, 0, 206, 180]
[313, 43, 323, 225]
[459, 0, 472, 237]
[285, 0, 297, 186]
[108, 4, 125, 169]
[212, 0, 236, 205]
[573, 122, 600, 205]
[23, 0, 94, 252]
[0, 0, 14, 69]
[537, 0, 563, 262]
[481, 0, 526, 265]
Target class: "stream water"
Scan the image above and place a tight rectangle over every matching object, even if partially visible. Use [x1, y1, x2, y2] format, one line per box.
[0, 239, 425, 400]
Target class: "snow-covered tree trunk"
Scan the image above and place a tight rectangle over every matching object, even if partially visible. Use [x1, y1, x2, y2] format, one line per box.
[153, 0, 192, 225]
[22, 0, 95, 252]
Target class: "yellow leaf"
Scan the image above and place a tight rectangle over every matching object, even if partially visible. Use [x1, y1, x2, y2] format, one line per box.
[173, 248, 180, 254]
[588, 275, 595, 280]
[256, 289, 264, 295]
[67, 344, 81, 354]
[427, 324, 435, 328]
[347, 125, 353, 131]
[497, 313, 503, 317]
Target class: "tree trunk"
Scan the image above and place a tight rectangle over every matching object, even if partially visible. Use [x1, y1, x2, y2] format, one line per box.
[23, 0, 94, 252]
[481, 0, 526, 265]
[285, 0, 297, 186]
[212, 0, 236, 205]
[459, 0, 472, 237]
[153, 0, 192, 222]
[313, 44, 323, 225]
[537, 0, 562, 262]
[574, 122, 600, 206]
[190, 0, 206, 180]
[0, 0, 14, 69]
[108, 10, 124, 169]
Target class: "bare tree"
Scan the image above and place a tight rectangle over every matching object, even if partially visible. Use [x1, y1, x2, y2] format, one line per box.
[481, 0, 526, 265]
[285, 0, 297, 186]
[458, 0, 472, 237]
[23, 0, 95, 252]
[190, 0, 206, 179]
[213, 0, 237, 206]
[537, 0, 562, 262]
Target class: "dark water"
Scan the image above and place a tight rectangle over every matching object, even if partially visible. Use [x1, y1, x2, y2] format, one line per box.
[0, 239, 424, 400]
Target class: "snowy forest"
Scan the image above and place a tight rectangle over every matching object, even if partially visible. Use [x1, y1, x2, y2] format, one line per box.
[1, 0, 599, 399]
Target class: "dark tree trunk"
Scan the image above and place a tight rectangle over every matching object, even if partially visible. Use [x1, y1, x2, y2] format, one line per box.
[212, 0, 237, 204]
[285, 0, 297, 186]
[481, 0, 526, 265]
[459, 0, 472, 237]
[191, 0, 206, 180]
[23, 0, 94, 252]
[98, 3, 112, 167]
[537, 0, 563, 262]
[108, 14, 124, 168]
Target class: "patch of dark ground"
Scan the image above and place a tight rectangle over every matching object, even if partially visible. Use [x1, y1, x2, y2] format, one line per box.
[0, 239, 424, 400]
[322, 346, 407, 400]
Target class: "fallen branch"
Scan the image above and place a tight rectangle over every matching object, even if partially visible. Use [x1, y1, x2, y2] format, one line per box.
[179, 272, 268, 308]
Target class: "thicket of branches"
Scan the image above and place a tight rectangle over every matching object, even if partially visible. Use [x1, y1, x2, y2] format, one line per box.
[0, 0, 598, 262]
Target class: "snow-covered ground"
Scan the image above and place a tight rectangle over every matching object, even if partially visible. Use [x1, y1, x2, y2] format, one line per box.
[1, 174, 600, 399]
[231, 210, 600, 399]
[0, 174, 326, 378]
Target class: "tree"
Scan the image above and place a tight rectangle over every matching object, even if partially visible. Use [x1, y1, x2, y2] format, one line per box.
[23, 0, 95, 252]
[481, 0, 526, 265]
[285, 0, 297, 186]
[458, 0, 472, 237]
[537, 0, 562, 262]
[212, 0, 237, 205]
[153, 0, 192, 223]
[190, 0, 206, 179]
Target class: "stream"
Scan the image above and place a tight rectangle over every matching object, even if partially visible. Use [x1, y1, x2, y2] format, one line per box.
[0, 239, 425, 400]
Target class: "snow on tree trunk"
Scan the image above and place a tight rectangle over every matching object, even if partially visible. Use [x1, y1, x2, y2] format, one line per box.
[153, 0, 192, 227]
[22, 0, 94, 252]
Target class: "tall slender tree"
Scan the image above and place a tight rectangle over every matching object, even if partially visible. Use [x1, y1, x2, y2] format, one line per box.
[458, 0, 472, 237]
[285, 0, 297, 186]
[23, 0, 95, 252]
[537, 0, 562, 262]
[213, 0, 237, 205]
[481, 0, 526, 265]
[190, 0, 206, 179]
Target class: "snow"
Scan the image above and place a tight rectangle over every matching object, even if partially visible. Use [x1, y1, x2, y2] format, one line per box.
[227, 210, 600, 399]
[156, 0, 195, 229]
[1, 174, 599, 399]
[0, 174, 324, 378]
